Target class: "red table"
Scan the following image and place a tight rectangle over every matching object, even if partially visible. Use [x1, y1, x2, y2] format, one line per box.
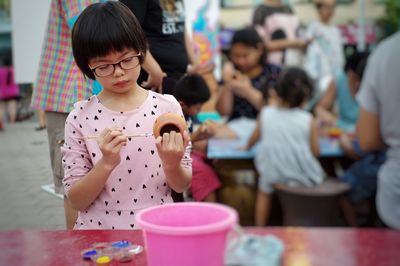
[0, 228, 399, 266]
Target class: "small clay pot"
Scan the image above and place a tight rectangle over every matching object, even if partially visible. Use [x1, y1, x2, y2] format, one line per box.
[153, 112, 187, 138]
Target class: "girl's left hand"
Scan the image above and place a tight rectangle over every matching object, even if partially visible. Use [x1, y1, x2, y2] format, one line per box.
[155, 130, 190, 170]
[227, 73, 253, 98]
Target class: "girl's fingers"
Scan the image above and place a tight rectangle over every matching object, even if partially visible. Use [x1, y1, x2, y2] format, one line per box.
[103, 129, 123, 144]
[182, 130, 189, 149]
[167, 131, 176, 148]
[161, 131, 170, 149]
[174, 131, 183, 148]
[108, 134, 127, 149]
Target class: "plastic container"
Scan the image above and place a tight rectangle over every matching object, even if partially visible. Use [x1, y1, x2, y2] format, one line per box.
[136, 202, 238, 266]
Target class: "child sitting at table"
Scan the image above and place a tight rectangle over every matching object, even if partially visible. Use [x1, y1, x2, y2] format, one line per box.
[216, 27, 280, 140]
[173, 74, 221, 202]
[62, 2, 192, 229]
[314, 52, 369, 159]
[244, 67, 324, 226]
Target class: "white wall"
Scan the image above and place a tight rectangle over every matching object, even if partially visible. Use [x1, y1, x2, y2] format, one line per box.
[11, 0, 51, 84]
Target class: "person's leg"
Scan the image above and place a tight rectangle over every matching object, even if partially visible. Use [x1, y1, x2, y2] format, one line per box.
[254, 190, 272, 226]
[339, 196, 358, 226]
[46, 111, 78, 229]
[191, 151, 221, 202]
[7, 99, 17, 123]
[36, 109, 47, 130]
[203, 191, 217, 202]
[0, 101, 5, 130]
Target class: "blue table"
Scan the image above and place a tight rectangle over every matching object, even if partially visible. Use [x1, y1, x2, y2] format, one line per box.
[207, 137, 343, 160]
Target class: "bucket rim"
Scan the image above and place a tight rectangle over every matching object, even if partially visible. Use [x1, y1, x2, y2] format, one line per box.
[136, 202, 238, 235]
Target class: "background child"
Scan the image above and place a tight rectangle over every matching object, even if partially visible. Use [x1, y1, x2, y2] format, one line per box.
[216, 27, 280, 139]
[315, 52, 369, 159]
[62, 2, 191, 230]
[245, 67, 324, 226]
[174, 74, 221, 202]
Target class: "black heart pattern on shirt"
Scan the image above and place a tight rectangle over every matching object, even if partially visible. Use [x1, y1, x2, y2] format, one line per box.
[112, 188, 116, 192]
[142, 184, 147, 189]
[136, 123, 140, 127]
[92, 153, 96, 157]
[117, 211, 121, 216]
[151, 150, 155, 155]
[94, 116, 99, 120]
[126, 156, 130, 160]
[128, 169, 131, 174]
[105, 201, 108, 206]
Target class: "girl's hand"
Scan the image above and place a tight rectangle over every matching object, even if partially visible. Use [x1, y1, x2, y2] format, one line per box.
[228, 73, 253, 98]
[155, 130, 189, 170]
[97, 128, 127, 168]
[222, 62, 236, 81]
[192, 120, 217, 142]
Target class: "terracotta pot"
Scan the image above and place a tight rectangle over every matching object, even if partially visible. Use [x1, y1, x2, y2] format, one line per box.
[153, 112, 187, 138]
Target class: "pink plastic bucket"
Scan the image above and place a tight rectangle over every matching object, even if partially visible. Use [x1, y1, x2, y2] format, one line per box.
[136, 202, 238, 266]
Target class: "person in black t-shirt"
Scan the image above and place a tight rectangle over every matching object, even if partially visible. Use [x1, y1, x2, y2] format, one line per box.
[120, 0, 213, 94]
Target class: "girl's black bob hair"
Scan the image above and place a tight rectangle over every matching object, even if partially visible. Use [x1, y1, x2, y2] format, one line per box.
[72, 2, 147, 80]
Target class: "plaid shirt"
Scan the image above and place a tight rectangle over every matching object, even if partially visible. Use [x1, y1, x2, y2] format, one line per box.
[32, 0, 105, 113]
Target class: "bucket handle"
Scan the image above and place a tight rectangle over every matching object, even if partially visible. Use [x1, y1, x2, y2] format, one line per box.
[226, 225, 243, 254]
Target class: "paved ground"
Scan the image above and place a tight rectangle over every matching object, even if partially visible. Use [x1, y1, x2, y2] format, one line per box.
[0, 118, 65, 230]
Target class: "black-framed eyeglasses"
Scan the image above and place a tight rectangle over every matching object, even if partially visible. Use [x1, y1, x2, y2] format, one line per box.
[90, 52, 141, 77]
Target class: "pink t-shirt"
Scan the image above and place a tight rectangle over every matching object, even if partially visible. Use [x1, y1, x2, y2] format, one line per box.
[62, 91, 192, 229]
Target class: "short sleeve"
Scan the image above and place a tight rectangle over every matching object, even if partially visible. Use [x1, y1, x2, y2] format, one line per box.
[356, 52, 379, 114]
[62, 109, 93, 195]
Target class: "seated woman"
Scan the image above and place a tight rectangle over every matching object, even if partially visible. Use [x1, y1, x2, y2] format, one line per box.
[215, 27, 280, 139]
[314, 52, 369, 159]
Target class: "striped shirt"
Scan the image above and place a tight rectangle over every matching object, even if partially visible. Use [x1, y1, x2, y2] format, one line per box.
[32, 0, 105, 113]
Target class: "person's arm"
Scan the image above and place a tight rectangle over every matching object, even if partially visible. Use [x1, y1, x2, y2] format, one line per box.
[245, 116, 261, 150]
[314, 80, 337, 125]
[156, 130, 192, 192]
[265, 39, 308, 52]
[310, 118, 320, 157]
[141, 50, 166, 91]
[356, 107, 385, 152]
[228, 73, 264, 111]
[216, 84, 234, 117]
[184, 30, 197, 66]
[66, 128, 127, 211]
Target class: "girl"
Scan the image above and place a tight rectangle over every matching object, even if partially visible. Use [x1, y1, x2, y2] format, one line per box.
[216, 28, 280, 139]
[244, 67, 324, 226]
[62, 2, 192, 230]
